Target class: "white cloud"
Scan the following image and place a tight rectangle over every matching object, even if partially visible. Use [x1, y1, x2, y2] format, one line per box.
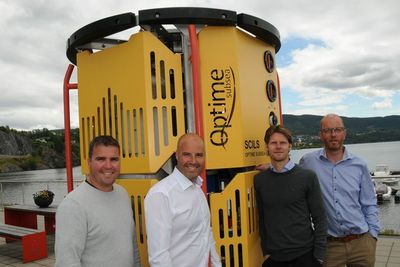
[372, 98, 393, 110]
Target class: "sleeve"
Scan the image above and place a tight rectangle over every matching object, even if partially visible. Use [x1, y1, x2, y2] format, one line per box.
[55, 199, 87, 267]
[307, 172, 327, 261]
[360, 166, 380, 238]
[254, 175, 268, 256]
[144, 192, 173, 267]
[209, 226, 222, 267]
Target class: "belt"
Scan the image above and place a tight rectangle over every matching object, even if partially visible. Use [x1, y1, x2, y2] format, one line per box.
[327, 233, 367, 243]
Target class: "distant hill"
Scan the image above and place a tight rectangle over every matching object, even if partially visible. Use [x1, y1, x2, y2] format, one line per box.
[1, 115, 399, 171]
[0, 127, 80, 172]
[283, 114, 400, 147]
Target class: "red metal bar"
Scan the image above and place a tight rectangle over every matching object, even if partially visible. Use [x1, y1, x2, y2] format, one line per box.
[63, 64, 78, 193]
[188, 25, 207, 194]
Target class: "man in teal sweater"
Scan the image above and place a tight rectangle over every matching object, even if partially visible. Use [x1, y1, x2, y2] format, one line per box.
[254, 125, 327, 267]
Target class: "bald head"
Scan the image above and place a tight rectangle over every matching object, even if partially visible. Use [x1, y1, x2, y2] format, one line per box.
[320, 114, 345, 130]
[175, 133, 205, 182]
[177, 133, 205, 151]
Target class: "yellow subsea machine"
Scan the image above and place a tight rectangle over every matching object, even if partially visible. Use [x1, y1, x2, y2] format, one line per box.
[64, 7, 281, 267]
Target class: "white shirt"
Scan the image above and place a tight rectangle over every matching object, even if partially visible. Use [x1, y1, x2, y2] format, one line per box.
[144, 167, 221, 267]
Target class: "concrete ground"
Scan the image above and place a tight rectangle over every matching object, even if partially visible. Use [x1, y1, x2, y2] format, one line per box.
[0, 207, 399, 266]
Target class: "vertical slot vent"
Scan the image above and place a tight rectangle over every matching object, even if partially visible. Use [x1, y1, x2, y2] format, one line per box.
[229, 244, 234, 267]
[126, 110, 132, 157]
[227, 198, 233, 238]
[169, 69, 176, 99]
[171, 106, 178, 136]
[114, 94, 118, 140]
[235, 189, 241, 237]
[150, 52, 157, 99]
[219, 209, 225, 238]
[133, 109, 138, 157]
[107, 88, 112, 135]
[86, 117, 91, 156]
[160, 60, 166, 99]
[139, 108, 145, 156]
[91, 116, 95, 138]
[238, 244, 243, 267]
[102, 98, 106, 135]
[81, 117, 86, 160]
[162, 106, 169, 146]
[220, 246, 226, 267]
[137, 196, 145, 243]
[97, 107, 101, 136]
[120, 102, 125, 158]
[153, 107, 160, 156]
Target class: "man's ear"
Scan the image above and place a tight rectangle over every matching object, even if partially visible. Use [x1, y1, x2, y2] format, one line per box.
[265, 144, 269, 156]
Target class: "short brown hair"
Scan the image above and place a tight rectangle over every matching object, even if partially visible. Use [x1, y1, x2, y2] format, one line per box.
[88, 135, 120, 159]
[264, 125, 293, 144]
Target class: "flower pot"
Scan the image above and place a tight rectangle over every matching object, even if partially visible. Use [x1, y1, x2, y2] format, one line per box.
[34, 196, 53, 208]
[33, 190, 55, 208]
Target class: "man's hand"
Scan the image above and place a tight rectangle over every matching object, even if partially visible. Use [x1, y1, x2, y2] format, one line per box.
[255, 163, 271, 171]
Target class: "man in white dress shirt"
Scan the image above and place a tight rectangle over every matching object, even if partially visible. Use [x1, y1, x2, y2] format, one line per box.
[144, 133, 221, 267]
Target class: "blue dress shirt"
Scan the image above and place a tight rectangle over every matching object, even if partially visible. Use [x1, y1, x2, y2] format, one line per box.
[299, 147, 380, 238]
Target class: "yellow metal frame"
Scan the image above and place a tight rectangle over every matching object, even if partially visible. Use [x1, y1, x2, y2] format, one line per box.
[116, 178, 158, 267]
[210, 171, 263, 266]
[199, 27, 280, 169]
[77, 31, 185, 175]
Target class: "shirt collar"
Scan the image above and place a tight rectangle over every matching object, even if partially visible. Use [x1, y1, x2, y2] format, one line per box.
[271, 158, 296, 173]
[319, 146, 353, 162]
[173, 167, 203, 190]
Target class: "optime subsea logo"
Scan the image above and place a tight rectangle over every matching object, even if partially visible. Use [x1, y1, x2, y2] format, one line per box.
[207, 67, 236, 149]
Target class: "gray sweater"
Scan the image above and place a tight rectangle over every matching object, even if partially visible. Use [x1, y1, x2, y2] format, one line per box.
[254, 165, 327, 261]
[55, 182, 141, 267]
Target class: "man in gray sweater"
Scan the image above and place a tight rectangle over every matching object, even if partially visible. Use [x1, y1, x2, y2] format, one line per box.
[254, 125, 327, 267]
[55, 135, 141, 267]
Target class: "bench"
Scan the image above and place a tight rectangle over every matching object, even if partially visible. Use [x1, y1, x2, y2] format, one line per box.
[4, 204, 57, 234]
[0, 223, 47, 263]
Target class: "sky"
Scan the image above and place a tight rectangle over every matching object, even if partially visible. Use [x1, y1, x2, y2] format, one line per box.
[1, 0, 400, 130]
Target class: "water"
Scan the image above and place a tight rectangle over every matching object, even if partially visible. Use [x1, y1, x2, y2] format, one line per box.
[0, 141, 399, 232]
[290, 141, 400, 172]
[290, 141, 400, 233]
[0, 167, 84, 206]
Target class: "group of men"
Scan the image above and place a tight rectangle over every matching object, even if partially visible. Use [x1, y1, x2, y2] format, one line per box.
[55, 113, 379, 267]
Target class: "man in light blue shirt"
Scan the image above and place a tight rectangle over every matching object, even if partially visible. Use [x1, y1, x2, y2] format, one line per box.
[300, 114, 379, 267]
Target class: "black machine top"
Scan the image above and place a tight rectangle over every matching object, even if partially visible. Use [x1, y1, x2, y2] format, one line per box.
[66, 7, 281, 65]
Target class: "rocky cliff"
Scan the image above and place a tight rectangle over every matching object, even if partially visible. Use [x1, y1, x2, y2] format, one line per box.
[0, 130, 32, 155]
[0, 128, 80, 173]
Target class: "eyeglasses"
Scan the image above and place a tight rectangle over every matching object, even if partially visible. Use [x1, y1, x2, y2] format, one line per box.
[320, 127, 345, 134]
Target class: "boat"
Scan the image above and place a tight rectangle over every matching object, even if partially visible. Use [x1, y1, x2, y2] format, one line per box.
[375, 183, 392, 202]
[381, 178, 399, 186]
[371, 164, 400, 189]
[373, 164, 391, 176]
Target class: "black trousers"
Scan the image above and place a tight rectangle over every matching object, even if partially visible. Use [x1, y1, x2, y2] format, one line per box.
[262, 250, 322, 267]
